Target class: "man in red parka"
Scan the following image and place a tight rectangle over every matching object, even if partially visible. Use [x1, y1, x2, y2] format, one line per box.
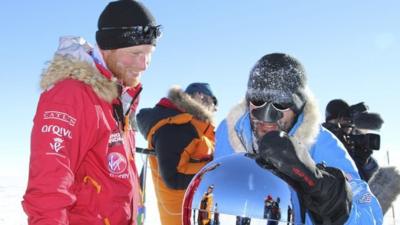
[22, 1, 161, 224]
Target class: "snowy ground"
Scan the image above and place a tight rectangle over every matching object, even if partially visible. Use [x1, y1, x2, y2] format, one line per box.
[0, 176, 26, 225]
[1, 152, 398, 225]
[1, 174, 399, 225]
[0, 174, 161, 225]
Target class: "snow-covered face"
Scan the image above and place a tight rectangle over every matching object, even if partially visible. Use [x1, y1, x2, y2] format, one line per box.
[102, 44, 155, 87]
[249, 102, 296, 140]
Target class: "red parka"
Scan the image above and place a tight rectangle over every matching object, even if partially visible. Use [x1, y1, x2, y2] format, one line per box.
[22, 37, 142, 225]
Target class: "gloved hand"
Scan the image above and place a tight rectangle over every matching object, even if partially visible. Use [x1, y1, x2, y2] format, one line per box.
[349, 149, 379, 182]
[350, 148, 373, 167]
[257, 131, 352, 225]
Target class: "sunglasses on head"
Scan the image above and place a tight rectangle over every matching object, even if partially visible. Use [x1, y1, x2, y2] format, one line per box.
[101, 25, 162, 37]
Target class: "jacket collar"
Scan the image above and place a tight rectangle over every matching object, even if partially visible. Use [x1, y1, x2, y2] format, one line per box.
[157, 97, 182, 112]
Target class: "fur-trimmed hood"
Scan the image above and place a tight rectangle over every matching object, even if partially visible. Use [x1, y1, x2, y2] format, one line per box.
[167, 86, 214, 124]
[136, 86, 215, 140]
[225, 87, 320, 153]
[40, 36, 118, 103]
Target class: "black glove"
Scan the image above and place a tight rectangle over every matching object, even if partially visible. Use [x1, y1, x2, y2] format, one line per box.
[350, 148, 373, 167]
[353, 153, 379, 182]
[257, 131, 352, 225]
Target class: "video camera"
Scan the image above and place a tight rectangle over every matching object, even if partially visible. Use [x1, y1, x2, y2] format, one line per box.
[345, 133, 380, 151]
[325, 101, 382, 152]
[346, 102, 380, 151]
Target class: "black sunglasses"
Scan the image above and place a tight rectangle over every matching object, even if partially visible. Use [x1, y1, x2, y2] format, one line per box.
[249, 100, 292, 111]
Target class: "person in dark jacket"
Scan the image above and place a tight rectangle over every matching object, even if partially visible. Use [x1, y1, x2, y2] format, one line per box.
[322, 99, 382, 181]
[137, 82, 217, 225]
[323, 99, 400, 215]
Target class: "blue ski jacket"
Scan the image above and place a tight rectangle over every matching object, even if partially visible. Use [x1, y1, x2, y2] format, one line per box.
[215, 100, 383, 224]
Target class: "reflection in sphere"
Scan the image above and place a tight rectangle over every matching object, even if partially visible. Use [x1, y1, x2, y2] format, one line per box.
[182, 153, 302, 225]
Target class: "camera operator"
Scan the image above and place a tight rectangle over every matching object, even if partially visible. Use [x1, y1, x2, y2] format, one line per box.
[322, 99, 382, 182]
[323, 99, 400, 215]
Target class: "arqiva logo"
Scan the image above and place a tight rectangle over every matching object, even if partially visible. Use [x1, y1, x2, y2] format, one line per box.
[41, 125, 72, 139]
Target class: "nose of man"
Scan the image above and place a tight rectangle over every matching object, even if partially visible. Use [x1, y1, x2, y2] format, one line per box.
[136, 53, 151, 71]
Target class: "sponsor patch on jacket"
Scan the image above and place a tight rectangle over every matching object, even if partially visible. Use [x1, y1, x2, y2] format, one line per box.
[43, 111, 76, 126]
[358, 193, 372, 204]
[50, 137, 65, 152]
[41, 124, 72, 139]
[107, 152, 127, 175]
[108, 131, 123, 147]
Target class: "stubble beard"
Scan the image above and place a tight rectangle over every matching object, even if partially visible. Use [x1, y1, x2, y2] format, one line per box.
[113, 62, 141, 87]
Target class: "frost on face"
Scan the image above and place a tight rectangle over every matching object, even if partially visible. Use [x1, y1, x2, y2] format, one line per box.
[246, 55, 306, 104]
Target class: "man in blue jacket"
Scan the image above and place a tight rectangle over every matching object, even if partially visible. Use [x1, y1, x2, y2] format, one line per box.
[215, 53, 383, 224]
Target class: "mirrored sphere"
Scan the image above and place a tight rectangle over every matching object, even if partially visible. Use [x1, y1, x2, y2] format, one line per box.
[182, 153, 302, 225]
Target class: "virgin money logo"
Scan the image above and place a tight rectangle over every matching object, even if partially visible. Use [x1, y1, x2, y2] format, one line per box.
[107, 152, 127, 175]
[44, 111, 76, 126]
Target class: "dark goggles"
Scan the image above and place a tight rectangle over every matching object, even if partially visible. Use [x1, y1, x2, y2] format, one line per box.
[249, 100, 292, 123]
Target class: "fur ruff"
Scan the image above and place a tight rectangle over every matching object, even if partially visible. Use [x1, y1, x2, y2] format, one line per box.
[369, 166, 400, 214]
[40, 54, 118, 103]
[167, 86, 214, 124]
[225, 87, 320, 154]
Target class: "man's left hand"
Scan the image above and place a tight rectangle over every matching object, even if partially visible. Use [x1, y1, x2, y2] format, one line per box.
[257, 131, 352, 225]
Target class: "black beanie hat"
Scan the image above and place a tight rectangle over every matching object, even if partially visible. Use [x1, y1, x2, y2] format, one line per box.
[246, 53, 307, 113]
[325, 99, 350, 122]
[96, 0, 161, 50]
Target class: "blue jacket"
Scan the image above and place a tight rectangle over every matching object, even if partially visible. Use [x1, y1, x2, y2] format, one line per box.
[215, 100, 383, 224]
